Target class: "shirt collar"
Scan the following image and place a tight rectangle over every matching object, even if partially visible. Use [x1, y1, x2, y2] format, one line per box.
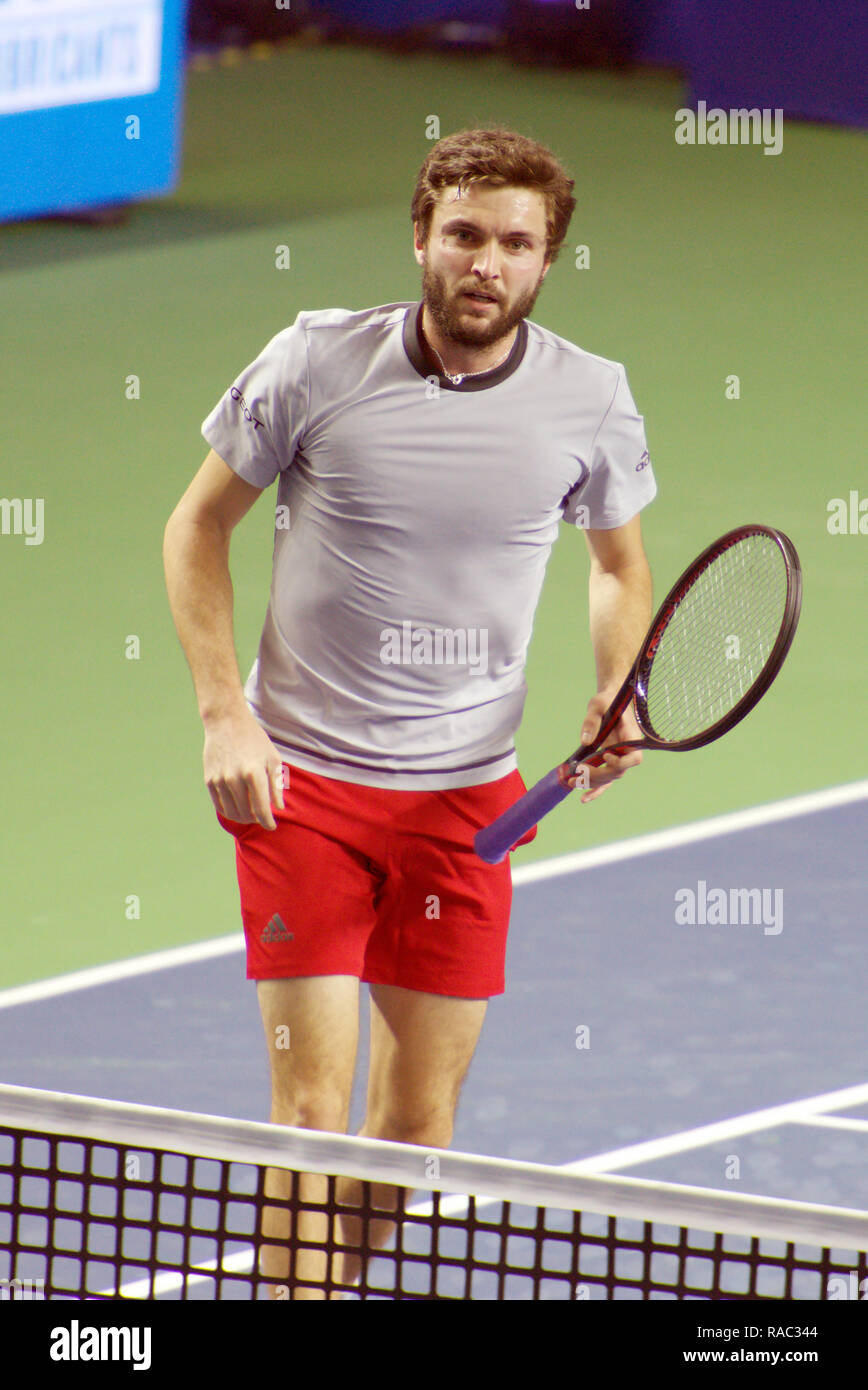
[402, 300, 528, 391]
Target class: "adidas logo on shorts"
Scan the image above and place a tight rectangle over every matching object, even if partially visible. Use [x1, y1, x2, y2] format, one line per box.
[261, 914, 293, 944]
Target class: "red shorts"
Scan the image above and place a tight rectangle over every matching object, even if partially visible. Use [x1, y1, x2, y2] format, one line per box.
[216, 763, 536, 999]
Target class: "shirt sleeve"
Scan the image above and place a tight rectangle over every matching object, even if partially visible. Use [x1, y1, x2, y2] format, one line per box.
[200, 314, 310, 489]
[562, 362, 657, 529]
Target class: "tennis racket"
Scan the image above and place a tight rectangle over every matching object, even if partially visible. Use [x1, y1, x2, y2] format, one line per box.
[474, 524, 802, 864]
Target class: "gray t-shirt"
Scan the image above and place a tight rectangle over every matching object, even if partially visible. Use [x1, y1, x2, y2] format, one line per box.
[201, 300, 657, 789]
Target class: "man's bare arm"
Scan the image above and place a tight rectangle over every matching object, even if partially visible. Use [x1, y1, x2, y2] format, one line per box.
[585, 514, 653, 694]
[578, 514, 653, 803]
[163, 449, 284, 828]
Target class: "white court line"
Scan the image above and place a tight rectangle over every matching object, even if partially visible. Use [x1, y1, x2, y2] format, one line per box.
[2, 778, 865, 1012]
[795, 1115, 868, 1135]
[113, 1250, 253, 1300]
[512, 778, 868, 887]
[557, 1080, 868, 1175]
[0, 935, 244, 1012]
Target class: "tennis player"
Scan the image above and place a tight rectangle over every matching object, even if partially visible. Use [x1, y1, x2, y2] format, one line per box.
[163, 127, 656, 1298]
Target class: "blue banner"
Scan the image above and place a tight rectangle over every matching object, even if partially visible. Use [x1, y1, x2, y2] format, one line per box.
[0, 0, 187, 221]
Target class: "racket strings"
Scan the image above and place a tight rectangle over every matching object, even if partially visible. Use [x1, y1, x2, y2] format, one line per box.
[643, 535, 790, 742]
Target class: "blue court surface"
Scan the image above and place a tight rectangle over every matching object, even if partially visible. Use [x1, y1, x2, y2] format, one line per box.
[3, 782, 866, 1234]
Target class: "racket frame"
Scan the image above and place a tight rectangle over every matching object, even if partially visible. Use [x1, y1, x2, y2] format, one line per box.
[630, 523, 802, 754]
[478, 523, 802, 858]
[564, 523, 802, 776]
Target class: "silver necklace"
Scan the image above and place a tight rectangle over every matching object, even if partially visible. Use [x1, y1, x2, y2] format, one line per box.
[428, 338, 513, 386]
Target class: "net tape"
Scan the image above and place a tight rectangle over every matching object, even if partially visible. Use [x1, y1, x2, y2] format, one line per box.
[1, 1085, 866, 1301]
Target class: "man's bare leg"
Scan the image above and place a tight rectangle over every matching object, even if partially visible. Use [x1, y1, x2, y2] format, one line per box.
[332, 983, 488, 1292]
[256, 975, 359, 1300]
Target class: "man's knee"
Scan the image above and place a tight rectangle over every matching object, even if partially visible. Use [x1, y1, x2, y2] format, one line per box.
[270, 1084, 351, 1134]
[365, 1104, 455, 1150]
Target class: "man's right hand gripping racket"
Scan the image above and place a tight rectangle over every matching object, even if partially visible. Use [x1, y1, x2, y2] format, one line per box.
[475, 524, 802, 864]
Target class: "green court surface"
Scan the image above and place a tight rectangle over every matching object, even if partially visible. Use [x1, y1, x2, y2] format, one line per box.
[1, 42, 865, 987]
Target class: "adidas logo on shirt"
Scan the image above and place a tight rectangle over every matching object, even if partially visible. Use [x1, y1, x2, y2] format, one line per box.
[261, 914, 293, 944]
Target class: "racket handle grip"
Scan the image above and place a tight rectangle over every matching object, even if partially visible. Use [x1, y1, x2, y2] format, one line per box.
[474, 767, 572, 864]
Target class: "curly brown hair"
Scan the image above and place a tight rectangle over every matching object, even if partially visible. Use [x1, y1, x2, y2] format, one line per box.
[411, 127, 576, 263]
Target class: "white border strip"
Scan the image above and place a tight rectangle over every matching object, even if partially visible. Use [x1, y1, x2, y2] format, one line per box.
[0, 780, 865, 1011]
[558, 1080, 868, 1174]
[114, 1251, 254, 1300]
[795, 1116, 868, 1135]
[512, 779, 868, 887]
[0, 935, 244, 1012]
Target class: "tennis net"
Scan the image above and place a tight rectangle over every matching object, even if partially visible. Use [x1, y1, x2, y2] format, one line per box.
[1, 1083, 866, 1301]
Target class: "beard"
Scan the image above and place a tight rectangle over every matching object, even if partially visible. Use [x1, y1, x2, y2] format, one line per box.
[421, 261, 547, 349]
